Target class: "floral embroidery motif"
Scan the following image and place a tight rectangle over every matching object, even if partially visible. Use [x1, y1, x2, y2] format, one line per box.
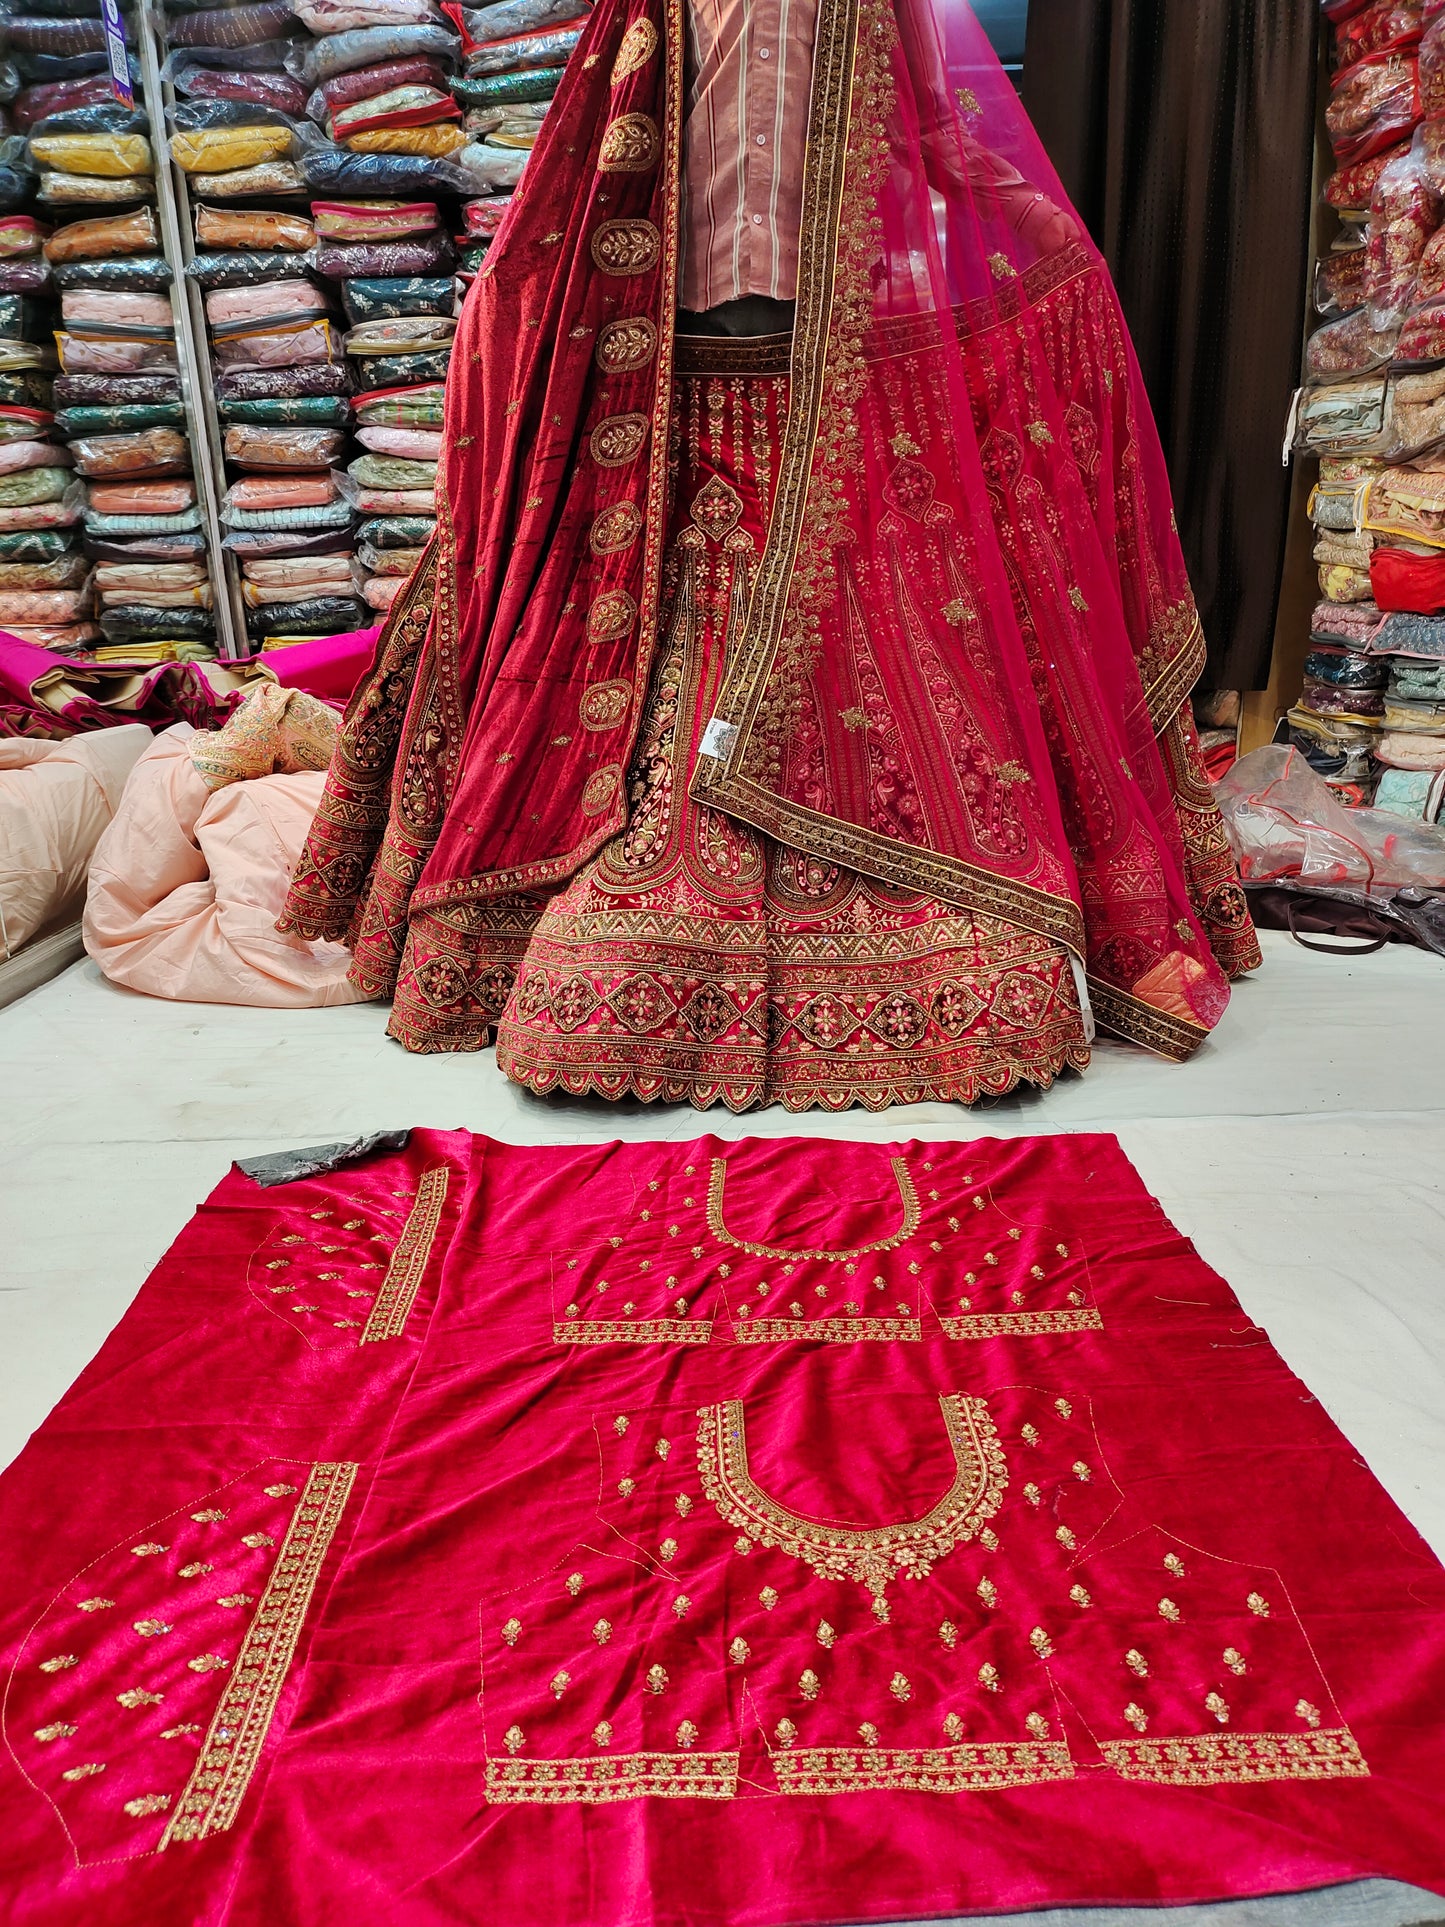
[696, 1395, 1006, 1601]
[595, 318, 658, 376]
[706, 1156, 919, 1262]
[597, 112, 661, 172]
[610, 16, 658, 85]
[360, 1166, 449, 1343]
[590, 218, 661, 276]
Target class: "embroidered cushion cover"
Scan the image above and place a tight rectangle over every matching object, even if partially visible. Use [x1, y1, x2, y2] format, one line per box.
[0, 1132, 1442, 1926]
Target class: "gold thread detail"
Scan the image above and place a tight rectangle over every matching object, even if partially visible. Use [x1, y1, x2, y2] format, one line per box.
[486, 1750, 737, 1802]
[696, 1395, 1005, 1600]
[610, 16, 658, 86]
[160, 1462, 357, 1846]
[773, 1739, 1072, 1794]
[1100, 1729, 1368, 1785]
[707, 1155, 918, 1261]
[360, 1166, 449, 1343]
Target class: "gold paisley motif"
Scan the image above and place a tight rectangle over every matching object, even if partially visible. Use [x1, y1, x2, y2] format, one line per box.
[610, 16, 658, 85]
[582, 765, 623, 815]
[586, 589, 638, 643]
[589, 413, 649, 467]
[589, 500, 644, 555]
[595, 316, 658, 375]
[597, 113, 661, 173]
[580, 679, 632, 730]
[590, 218, 661, 276]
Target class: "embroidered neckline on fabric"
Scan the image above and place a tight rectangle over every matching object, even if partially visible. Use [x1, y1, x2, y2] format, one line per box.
[706, 1156, 919, 1262]
[696, 1395, 1005, 1600]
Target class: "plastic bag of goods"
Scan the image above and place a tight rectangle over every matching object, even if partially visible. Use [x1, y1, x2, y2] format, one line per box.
[194, 204, 314, 250]
[42, 206, 159, 261]
[223, 424, 348, 468]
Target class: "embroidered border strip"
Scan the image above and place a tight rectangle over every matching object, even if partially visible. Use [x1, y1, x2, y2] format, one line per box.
[361, 1166, 450, 1343]
[940, 1310, 1103, 1340]
[554, 1320, 714, 1345]
[160, 1461, 358, 1846]
[734, 1317, 922, 1343]
[772, 1739, 1074, 1795]
[486, 1750, 738, 1803]
[1099, 1729, 1369, 1786]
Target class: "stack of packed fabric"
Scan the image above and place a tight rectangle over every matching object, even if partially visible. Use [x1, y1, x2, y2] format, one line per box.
[1292, 0, 1445, 816]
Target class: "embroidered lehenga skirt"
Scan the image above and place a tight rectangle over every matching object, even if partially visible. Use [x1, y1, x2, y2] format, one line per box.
[388, 337, 1095, 1111]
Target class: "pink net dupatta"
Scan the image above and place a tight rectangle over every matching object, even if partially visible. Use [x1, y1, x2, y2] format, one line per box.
[280, 0, 1259, 1063]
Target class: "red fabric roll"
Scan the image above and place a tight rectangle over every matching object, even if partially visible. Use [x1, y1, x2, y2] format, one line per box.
[1370, 542, 1445, 609]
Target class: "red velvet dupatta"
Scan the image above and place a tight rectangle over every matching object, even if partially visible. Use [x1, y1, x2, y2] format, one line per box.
[280, 0, 1259, 1061]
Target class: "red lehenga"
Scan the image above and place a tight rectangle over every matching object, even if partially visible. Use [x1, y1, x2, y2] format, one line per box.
[279, 0, 1260, 1108]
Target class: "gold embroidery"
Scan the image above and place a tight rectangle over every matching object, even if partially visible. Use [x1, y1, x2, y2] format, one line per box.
[589, 503, 644, 557]
[1100, 1729, 1368, 1785]
[40, 1655, 77, 1673]
[486, 1751, 737, 1802]
[34, 1722, 77, 1742]
[587, 590, 638, 643]
[123, 1794, 172, 1818]
[598, 113, 661, 172]
[62, 1763, 105, 1781]
[735, 1316, 920, 1343]
[131, 1543, 167, 1558]
[707, 1156, 918, 1261]
[582, 765, 623, 815]
[610, 16, 658, 85]
[117, 1689, 163, 1709]
[133, 1620, 172, 1637]
[590, 414, 650, 466]
[773, 1740, 1073, 1795]
[696, 1395, 1006, 1601]
[556, 1318, 713, 1345]
[161, 1461, 357, 1846]
[360, 1165, 448, 1342]
[590, 218, 661, 276]
[501, 1618, 521, 1646]
[595, 317, 658, 375]
[76, 1597, 114, 1613]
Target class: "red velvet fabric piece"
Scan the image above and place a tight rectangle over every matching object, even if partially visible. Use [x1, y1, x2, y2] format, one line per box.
[1371, 543, 1445, 610]
[0, 1132, 1443, 1926]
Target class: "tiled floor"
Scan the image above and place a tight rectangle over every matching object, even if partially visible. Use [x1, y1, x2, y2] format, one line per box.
[3, 931, 1444, 1561]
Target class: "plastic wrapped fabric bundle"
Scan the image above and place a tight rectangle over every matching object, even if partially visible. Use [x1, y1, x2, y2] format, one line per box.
[452, 67, 560, 105]
[353, 424, 440, 461]
[7, 622, 101, 649]
[354, 515, 433, 547]
[0, 214, 49, 256]
[351, 380, 442, 424]
[14, 76, 122, 132]
[43, 206, 159, 260]
[221, 394, 350, 425]
[346, 483, 434, 511]
[27, 132, 153, 176]
[0, 465, 72, 505]
[217, 361, 351, 399]
[328, 85, 460, 138]
[1327, 50, 1423, 168]
[168, 123, 294, 174]
[314, 229, 453, 278]
[0, 527, 76, 559]
[68, 427, 191, 477]
[313, 57, 450, 114]
[310, 198, 439, 240]
[294, 0, 442, 28]
[1390, 656, 1445, 698]
[1374, 765, 1445, 816]
[194, 204, 314, 250]
[167, 2, 296, 49]
[341, 123, 467, 155]
[185, 249, 316, 289]
[222, 523, 356, 555]
[30, 104, 148, 138]
[38, 172, 156, 207]
[0, 587, 92, 624]
[211, 317, 338, 368]
[299, 143, 466, 197]
[0, 259, 52, 294]
[240, 575, 353, 606]
[463, 105, 546, 144]
[8, 13, 136, 53]
[0, 293, 54, 340]
[356, 537, 423, 573]
[285, 23, 459, 84]
[244, 592, 366, 632]
[1365, 139, 1442, 329]
[82, 504, 201, 535]
[346, 448, 436, 486]
[0, 403, 53, 442]
[84, 530, 208, 561]
[0, 338, 55, 374]
[93, 558, 210, 598]
[226, 472, 340, 511]
[452, 141, 528, 189]
[0, 552, 88, 587]
[190, 159, 306, 196]
[99, 603, 214, 640]
[224, 497, 354, 531]
[223, 423, 347, 467]
[56, 401, 184, 436]
[361, 571, 404, 610]
[60, 287, 173, 330]
[204, 278, 330, 324]
[88, 480, 197, 516]
[344, 314, 455, 352]
[53, 369, 179, 404]
[458, 0, 586, 38]
[241, 552, 354, 591]
[353, 347, 448, 389]
[1303, 645, 1391, 689]
[464, 24, 582, 73]
[0, 437, 72, 472]
[55, 333, 177, 375]
[166, 57, 310, 119]
[0, 490, 85, 528]
[52, 255, 171, 292]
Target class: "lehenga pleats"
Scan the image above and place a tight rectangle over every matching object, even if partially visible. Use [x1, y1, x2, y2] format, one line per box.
[387, 367, 1090, 1109]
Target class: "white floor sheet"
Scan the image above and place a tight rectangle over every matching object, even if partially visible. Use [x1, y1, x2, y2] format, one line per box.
[2, 930, 1443, 1563]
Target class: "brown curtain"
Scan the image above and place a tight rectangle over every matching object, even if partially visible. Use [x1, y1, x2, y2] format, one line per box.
[1023, 1, 1319, 690]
